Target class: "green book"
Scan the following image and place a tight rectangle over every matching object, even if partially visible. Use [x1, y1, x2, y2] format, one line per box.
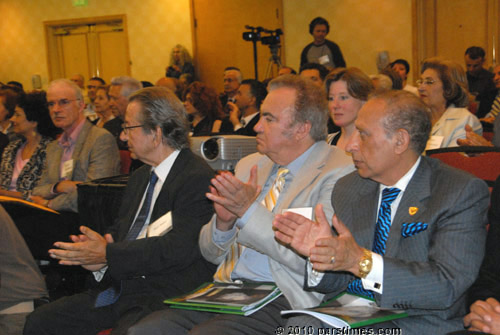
[281, 292, 408, 329]
[164, 282, 282, 316]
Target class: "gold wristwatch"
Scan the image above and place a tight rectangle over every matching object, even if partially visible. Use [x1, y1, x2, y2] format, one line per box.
[358, 248, 373, 278]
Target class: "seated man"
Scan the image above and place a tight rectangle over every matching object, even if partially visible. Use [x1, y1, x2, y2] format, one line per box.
[299, 62, 329, 88]
[456, 175, 500, 335]
[0, 205, 47, 335]
[23, 87, 217, 335]
[128, 75, 354, 334]
[274, 90, 489, 334]
[16, 79, 120, 259]
[219, 79, 267, 136]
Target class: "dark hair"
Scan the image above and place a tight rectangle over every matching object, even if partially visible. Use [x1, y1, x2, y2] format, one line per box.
[184, 82, 224, 122]
[141, 81, 154, 88]
[374, 90, 432, 155]
[17, 91, 59, 138]
[129, 87, 190, 150]
[300, 63, 329, 81]
[224, 66, 241, 72]
[309, 17, 330, 34]
[381, 67, 403, 90]
[240, 79, 267, 109]
[325, 67, 374, 101]
[391, 59, 410, 74]
[89, 77, 106, 85]
[280, 66, 297, 75]
[465, 46, 486, 60]
[421, 58, 469, 108]
[0, 87, 22, 119]
[7, 81, 23, 90]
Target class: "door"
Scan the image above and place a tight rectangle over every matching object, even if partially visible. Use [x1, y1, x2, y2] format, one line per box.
[191, 0, 284, 92]
[45, 16, 131, 83]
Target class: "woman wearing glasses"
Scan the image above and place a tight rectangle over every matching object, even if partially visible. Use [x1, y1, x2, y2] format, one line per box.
[418, 58, 482, 148]
[0, 91, 58, 199]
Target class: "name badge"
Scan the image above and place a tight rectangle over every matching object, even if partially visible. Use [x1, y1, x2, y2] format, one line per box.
[425, 136, 444, 151]
[148, 211, 173, 237]
[282, 207, 313, 220]
[62, 159, 74, 179]
[318, 55, 330, 65]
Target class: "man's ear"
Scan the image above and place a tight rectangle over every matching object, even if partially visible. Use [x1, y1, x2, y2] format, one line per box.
[295, 121, 312, 141]
[153, 126, 163, 146]
[394, 128, 410, 154]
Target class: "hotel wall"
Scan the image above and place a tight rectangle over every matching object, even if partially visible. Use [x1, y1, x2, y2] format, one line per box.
[0, 0, 192, 89]
[282, 0, 414, 82]
[0, 0, 414, 90]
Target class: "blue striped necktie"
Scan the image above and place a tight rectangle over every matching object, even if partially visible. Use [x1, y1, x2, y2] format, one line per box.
[94, 171, 159, 307]
[347, 187, 401, 298]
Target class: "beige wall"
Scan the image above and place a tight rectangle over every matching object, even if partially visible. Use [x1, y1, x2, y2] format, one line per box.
[283, 0, 414, 82]
[0, 0, 192, 89]
[1, 0, 415, 90]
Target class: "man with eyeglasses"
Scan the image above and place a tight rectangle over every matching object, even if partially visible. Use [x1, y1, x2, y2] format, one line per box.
[24, 86, 216, 335]
[30, 78, 120, 212]
[220, 67, 242, 112]
[84, 76, 106, 121]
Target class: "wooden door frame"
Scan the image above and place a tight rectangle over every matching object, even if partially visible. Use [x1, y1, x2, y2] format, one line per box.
[413, 0, 500, 77]
[44, 15, 131, 81]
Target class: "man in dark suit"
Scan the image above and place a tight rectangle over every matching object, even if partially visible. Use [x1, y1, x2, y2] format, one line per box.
[24, 87, 216, 335]
[219, 79, 266, 136]
[274, 90, 489, 334]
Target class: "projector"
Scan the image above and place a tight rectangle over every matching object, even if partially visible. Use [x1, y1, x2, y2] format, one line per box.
[190, 135, 258, 171]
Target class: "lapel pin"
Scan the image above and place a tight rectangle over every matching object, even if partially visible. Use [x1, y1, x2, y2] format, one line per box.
[409, 207, 418, 215]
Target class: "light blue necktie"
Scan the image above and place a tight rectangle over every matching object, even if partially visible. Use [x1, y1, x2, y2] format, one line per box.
[94, 171, 159, 307]
[347, 187, 401, 298]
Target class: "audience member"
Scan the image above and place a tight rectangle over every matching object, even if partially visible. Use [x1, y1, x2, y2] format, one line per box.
[183, 81, 224, 135]
[370, 74, 393, 93]
[69, 74, 85, 90]
[457, 176, 500, 335]
[0, 205, 47, 335]
[278, 66, 297, 76]
[273, 90, 489, 334]
[31, 78, 120, 211]
[127, 74, 354, 335]
[219, 79, 267, 136]
[24, 86, 217, 335]
[418, 58, 482, 148]
[155, 77, 184, 100]
[0, 86, 21, 141]
[300, 17, 346, 69]
[0, 91, 58, 199]
[220, 67, 242, 109]
[299, 62, 329, 88]
[105, 76, 142, 150]
[483, 64, 500, 122]
[391, 59, 418, 95]
[166, 44, 195, 83]
[84, 77, 105, 121]
[326, 67, 374, 149]
[6, 81, 23, 91]
[465, 46, 497, 118]
[380, 66, 403, 90]
[94, 85, 114, 128]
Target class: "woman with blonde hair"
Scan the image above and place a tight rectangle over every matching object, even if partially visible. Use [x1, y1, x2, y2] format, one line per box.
[166, 44, 194, 83]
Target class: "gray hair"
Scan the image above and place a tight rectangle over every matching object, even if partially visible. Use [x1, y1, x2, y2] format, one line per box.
[128, 87, 190, 150]
[268, 74, 328, 142]
[110, 76, 143, 98]
[48, 79, 84, 102]
[373, 90, 431, 155]
[224, 68, 243, 83]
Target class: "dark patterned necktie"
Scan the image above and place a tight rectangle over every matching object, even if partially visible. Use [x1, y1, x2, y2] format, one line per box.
[94, 171, 159, 307]
[347, 187, 401, 298]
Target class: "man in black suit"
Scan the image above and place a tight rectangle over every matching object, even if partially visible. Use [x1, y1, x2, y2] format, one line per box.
[24, 87, 216, 335]
[219, 79, 266, 136]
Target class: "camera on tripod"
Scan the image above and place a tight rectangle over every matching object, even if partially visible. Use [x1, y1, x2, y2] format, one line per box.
[242, 26, 283, 79]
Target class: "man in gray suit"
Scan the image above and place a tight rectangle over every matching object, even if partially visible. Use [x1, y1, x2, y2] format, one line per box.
[273, 90, 489, 334]
[31, 79, 120, 211]
[128, 75, 354, 334]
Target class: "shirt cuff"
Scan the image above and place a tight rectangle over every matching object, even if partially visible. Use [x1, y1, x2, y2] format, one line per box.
[306, 257, 325, 287]
[212, 220, 238, 245]
[92, 266, 108, 282]
[361, 252, 383, 294]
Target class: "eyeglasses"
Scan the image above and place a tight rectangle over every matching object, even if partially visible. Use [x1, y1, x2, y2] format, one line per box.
[121, 124, 144, 134]
[416, 79, 436, 86]
[47, 99, 79, 110]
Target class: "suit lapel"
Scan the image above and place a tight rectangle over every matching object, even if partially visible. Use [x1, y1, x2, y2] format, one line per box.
[70, 121, 92, 179]
[385, 159, 431, 257]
